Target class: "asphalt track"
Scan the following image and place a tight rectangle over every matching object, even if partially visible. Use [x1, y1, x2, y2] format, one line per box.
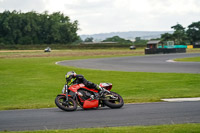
[1, 102, 200, 131]
[57, 53, 200, 73]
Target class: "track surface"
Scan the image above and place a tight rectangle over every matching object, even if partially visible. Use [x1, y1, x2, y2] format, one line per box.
[58, 53, 200, 73]
[0, 101, 200, 131]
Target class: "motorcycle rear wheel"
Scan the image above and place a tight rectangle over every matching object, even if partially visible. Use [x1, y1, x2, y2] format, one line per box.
[55, 96, 77, 111]
[103, 92, 124, 109]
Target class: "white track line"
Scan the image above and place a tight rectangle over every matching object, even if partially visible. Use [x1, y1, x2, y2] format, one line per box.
[162, 97, 200, 102]
[166, 59, 176, 63]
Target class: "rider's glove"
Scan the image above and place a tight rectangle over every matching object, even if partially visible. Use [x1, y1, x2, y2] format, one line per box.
[97, 85, 109, 95]
[96, 85, 103, 91]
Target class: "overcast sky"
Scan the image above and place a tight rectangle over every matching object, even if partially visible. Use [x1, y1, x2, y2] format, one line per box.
[0, 0, 200, 35]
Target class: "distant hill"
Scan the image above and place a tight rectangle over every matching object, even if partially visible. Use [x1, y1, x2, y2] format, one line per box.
[80, 31, 173, 42]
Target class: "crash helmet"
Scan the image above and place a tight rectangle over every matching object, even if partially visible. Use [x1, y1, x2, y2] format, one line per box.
[65, 71, 76, 82]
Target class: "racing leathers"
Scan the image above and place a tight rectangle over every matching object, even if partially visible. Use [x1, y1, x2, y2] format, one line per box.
[62, 74, 100, 93]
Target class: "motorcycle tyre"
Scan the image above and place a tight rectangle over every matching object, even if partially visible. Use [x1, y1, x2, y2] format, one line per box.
[103, 92, 124, 109]
[55, 96, 77, 111]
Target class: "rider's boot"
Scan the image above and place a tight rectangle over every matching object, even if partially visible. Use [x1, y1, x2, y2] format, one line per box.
[90, 95, 95, 100]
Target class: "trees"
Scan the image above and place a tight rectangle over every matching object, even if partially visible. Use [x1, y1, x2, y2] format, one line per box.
[186, 21, 200, 45]
[84, 37, 94, 42]
[161, 24, 188, 45]
[161, 33, 174, 42]
[133, 37, 148, 46]
[171, 24, 188, 45]
[102, 36, 132, 44]
[0, 11, 79, 45]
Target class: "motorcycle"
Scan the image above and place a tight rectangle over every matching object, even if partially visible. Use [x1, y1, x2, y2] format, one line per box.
[55, 83, 124, 111]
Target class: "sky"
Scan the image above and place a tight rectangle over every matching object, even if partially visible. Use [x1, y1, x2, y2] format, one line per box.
[0, 0, 200, 35]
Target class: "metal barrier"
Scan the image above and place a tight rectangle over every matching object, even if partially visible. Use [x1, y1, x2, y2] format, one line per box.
[145, 48, 186, 54]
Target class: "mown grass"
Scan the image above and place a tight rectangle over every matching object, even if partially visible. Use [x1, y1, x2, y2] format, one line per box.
[186, 48, 200, 53]
[0, 48, 144, 58]
[0, 49, 200, 110]
[1, 124, 200, 133]
[175, 56, 200, 62]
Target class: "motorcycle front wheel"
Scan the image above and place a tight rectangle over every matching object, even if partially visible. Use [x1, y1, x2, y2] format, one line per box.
[103, 92, 124, 109]
[55, 96, 77, 111]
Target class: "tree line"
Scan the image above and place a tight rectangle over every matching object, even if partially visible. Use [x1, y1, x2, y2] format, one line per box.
[132, 22, 200, 46]
[161, 22, 200, 45]
[83, 21, 200, 46]
[0, 11, 80, 45]
[84, 36, 132, 45]
[0, 10, 199, 46]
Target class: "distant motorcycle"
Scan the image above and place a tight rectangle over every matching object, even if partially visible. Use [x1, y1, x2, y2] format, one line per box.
[44, 47, 51, 52]
[55, 83, 124, 111]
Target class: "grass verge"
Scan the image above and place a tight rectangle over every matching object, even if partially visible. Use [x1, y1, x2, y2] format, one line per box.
[1, 124, 200, 133]
[175, 56, 200, 62]
[0, 49, 200, 110]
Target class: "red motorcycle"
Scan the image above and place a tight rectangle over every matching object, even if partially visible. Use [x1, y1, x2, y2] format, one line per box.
[55, 83, 124, 111]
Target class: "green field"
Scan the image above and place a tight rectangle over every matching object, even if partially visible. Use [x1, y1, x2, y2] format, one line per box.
[1, 124, 200, 133]
[0, 49, 200, 110]
[175, 56, 200, 62]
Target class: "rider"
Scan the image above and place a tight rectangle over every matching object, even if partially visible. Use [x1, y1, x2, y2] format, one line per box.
[63, 71, 107, 97]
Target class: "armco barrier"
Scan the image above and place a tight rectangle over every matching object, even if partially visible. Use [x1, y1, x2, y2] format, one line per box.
[145, 48, 186, 54]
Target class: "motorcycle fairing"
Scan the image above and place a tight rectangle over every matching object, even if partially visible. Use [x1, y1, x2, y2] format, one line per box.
[69, 84, 98, 93]
[100, 83, 112, 91]
[83, 99, 99, 109]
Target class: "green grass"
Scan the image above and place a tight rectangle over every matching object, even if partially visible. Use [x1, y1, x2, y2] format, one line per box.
[186, 48, 200, 53]
[0, 50, 200, 110]
[175, 56, 200, 62]
[0, 49, 200, 110]
[1, 49, 199, 132]
[0, 49, 144, 57]
[1, 124, 200, 133]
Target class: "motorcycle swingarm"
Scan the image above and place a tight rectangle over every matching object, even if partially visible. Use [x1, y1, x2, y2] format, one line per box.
[100, 98, 118, 101]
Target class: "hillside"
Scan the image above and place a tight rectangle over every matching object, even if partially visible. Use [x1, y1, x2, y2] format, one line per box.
[80, 31, 173, 42]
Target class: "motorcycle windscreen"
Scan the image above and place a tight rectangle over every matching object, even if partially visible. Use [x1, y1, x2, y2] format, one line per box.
[83, 99, 99, 109]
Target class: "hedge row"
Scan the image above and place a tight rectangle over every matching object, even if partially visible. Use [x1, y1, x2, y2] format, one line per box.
[0, 44, 134, 50]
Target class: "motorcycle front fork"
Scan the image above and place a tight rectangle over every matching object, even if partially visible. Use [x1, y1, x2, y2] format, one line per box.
[64, 84, 69, 103]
